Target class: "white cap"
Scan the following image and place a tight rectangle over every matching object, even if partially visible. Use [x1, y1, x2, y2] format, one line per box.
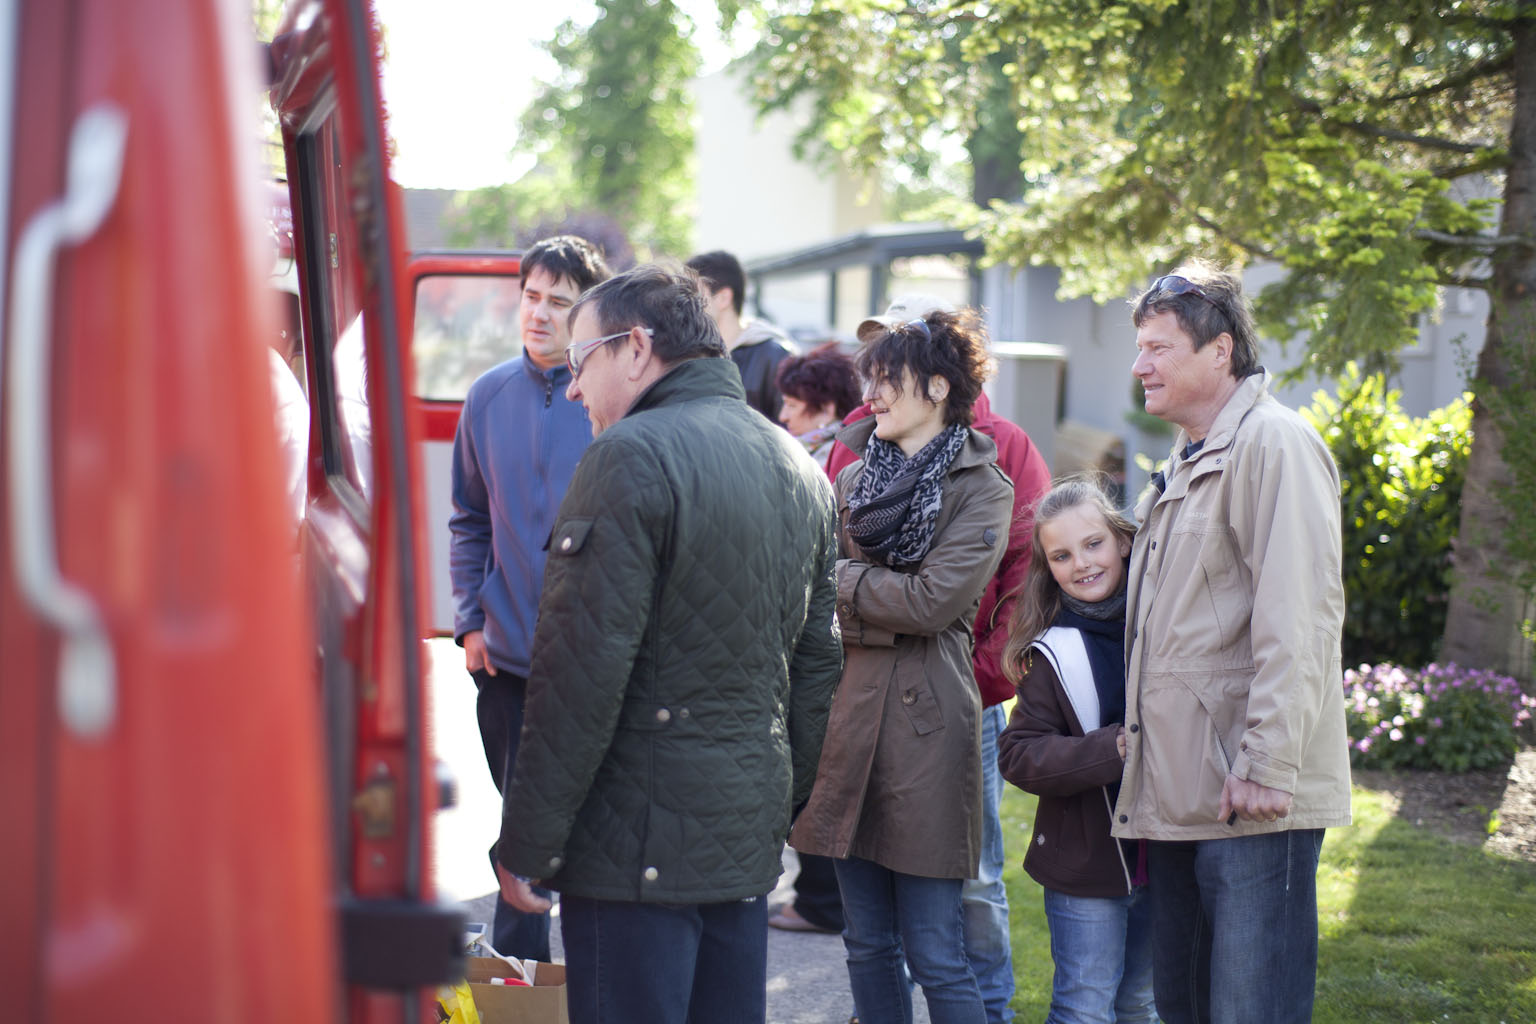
[855, 292, 957, 344]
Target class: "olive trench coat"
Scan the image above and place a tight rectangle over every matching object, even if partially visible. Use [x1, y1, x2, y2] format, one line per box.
[790, 417, 1014, 879]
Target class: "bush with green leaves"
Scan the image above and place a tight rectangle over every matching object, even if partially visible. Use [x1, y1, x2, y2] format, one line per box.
[1303, 366, 1471, 668]
[1345, 662, 1534, 773]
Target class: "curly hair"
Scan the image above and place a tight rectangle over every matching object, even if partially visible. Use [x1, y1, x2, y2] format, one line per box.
[1001, 476, 1138, 685]
[855, 307, 994, 427]
[776, 343, 862, 418]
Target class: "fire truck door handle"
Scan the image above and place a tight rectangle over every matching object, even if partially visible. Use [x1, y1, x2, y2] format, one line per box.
[5, 104, 128, 738]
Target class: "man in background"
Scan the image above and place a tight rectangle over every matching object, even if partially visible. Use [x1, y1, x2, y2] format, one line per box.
[686, 249, 796, 420]
[448, 234, 610, 960]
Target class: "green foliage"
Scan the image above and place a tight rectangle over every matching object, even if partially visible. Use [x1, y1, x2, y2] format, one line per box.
[453, 0, 699, 258]
[745, 1, 1515, 367]
[1303, 365, 1470, 667]
[1344, 662, 1535, 772]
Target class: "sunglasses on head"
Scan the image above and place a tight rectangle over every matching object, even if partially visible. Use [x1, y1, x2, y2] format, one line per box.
[1150, 275, 1224, 316]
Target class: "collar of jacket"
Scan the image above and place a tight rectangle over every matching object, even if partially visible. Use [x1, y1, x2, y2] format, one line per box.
[521, 350, 574, 385]
[626, 355, 747, 418]
[1170, 368, 1272, 464]
[834, 413, 1000, 472]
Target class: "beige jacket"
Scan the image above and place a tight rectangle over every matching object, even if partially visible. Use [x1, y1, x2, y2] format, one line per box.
[1112, 371, 1352, 841]
[790, 418, 1014, 878]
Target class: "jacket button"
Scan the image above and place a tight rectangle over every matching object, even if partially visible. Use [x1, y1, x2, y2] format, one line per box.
[548, 855, 563, 870]
[901, 690, 917, 706]
[678, 707, 690, 719]
[839, 603, 852, 617]
[1035, 834, 1045, 846]
[1129, 723, 1139, 733]
[1119, 814, 1128, 823]
[656, 708, 672, 723]
[561, 536, 573, 551]
[1151, 540, 1156, 550]
[643, 866, 659, 882]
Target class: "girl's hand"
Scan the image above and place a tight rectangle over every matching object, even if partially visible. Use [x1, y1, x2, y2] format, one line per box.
[1115, 726, 1127, 760]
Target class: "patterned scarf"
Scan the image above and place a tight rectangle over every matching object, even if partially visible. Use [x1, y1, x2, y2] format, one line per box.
[846, 423, 968, 567]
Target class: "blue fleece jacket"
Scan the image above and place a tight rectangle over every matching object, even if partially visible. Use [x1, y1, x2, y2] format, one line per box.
[450, 353, 592, 675]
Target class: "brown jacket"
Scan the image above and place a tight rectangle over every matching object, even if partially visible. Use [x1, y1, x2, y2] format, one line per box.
[790, 419, 1014, 878]
[998, 637, 1136, 898]
[1113, 371, 1352, 841]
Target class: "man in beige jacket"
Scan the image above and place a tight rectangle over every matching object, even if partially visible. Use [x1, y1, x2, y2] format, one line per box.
[1114, 264, 1350, 1024]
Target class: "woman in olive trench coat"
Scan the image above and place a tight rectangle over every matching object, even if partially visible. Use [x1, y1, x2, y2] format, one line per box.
[790, 309, 1014, 1024]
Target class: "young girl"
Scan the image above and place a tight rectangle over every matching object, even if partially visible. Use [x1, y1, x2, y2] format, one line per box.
[997, 478, 1158, 1024]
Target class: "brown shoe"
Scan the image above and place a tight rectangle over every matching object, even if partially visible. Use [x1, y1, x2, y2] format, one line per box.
[768, 903, 837, 934]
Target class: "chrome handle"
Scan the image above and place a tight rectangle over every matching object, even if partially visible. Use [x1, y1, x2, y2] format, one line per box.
[5, 104, 128, 738]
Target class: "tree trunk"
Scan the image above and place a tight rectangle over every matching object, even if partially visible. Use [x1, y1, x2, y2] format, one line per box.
[1440, 4, 1536, 685]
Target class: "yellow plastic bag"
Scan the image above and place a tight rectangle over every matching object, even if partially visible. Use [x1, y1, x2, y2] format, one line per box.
[435, 980, 482, 1024]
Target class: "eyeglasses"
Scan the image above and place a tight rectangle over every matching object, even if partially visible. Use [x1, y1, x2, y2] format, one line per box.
[566, 327, 651, 377]
[1150, 275, 1224, 316]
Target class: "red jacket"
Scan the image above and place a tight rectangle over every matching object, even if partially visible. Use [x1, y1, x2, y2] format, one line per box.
[826, 392, 1051, 706]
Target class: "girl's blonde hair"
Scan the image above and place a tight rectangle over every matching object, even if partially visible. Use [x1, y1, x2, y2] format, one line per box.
[1001, 476, 1137, 685]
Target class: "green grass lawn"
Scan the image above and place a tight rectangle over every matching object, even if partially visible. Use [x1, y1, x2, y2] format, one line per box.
[1000, 783, 1536, 1022]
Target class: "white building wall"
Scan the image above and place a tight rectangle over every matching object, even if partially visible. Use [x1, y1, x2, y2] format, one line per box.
[694, 65, 882, 263]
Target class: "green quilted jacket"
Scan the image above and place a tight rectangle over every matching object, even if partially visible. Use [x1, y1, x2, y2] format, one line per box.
[496, 356, 843, 903]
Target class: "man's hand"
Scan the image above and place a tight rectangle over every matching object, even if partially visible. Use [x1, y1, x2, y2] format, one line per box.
[1115, 726, 1127, 760]
[1219, 773, 1293, 824]
[464, 630, 495, 676]
[495, 863, 552, 913]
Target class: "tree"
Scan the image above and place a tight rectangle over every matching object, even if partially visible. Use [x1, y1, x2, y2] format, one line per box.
[453, 0, 700, 259]
[744, 0, 1536, 680]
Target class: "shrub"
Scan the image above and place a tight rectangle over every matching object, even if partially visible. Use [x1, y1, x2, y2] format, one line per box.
[1303, 365, 1471, 668]
[1344, 662, 1535, 773]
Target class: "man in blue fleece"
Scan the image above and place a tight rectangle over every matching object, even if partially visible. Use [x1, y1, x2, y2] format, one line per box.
[449, 234, 610, 959]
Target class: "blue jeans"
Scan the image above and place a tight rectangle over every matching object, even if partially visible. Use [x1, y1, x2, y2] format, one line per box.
[559, 893, 768, 1024]
[473, 668, 552, 961]
[1041, 886, 1157, 1024]
[835, 855, 987, 1024]
[1147, 830, 1325, 1024]
[963, 704, 1015, 1023]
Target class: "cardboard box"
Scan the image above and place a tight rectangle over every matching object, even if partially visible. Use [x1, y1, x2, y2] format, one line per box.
[465, 956, 569, 1024]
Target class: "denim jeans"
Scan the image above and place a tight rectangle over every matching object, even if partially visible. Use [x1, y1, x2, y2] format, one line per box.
[1041, 886, 1157, 1024]
[473, 668, 552, 961]
[963, 703, 1015, 1023]
[1147, 830, 1325, 1024]
[559, 893, 768, 1024]
[835, 855, 987, 1024]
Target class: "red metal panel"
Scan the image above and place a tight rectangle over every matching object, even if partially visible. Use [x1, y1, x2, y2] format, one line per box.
[2, 0, 336, 1020]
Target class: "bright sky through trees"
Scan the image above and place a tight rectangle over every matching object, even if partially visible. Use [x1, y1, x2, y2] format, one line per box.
[374, 0, 733, 189]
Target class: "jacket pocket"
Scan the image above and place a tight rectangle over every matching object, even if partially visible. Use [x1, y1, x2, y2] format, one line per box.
[893, 646, 945, 736]
[1139, 671, 1238, 826]
[551, 517, 594, 556]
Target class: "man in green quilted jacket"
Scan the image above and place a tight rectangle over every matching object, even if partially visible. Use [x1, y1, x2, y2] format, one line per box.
[493, 264, 844, 1024]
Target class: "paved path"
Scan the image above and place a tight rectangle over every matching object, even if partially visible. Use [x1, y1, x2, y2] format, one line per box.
[427, 638, 931, 1022]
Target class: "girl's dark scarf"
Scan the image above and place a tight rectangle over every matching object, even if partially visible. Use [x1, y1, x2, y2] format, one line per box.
[845, 424, 968, 567]
[1057, 580, 1143, 881]
[1054, 588, 1127, 728]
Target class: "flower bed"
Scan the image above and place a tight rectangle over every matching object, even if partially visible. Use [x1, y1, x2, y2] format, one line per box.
[1344, 663, 1534, 773]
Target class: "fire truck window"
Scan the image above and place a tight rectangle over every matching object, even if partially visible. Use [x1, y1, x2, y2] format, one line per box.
[293, 108, 372, 515]
[412, 274, 523, 400]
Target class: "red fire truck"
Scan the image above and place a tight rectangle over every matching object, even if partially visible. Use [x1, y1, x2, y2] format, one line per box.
[0, 0, 519, 1019]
